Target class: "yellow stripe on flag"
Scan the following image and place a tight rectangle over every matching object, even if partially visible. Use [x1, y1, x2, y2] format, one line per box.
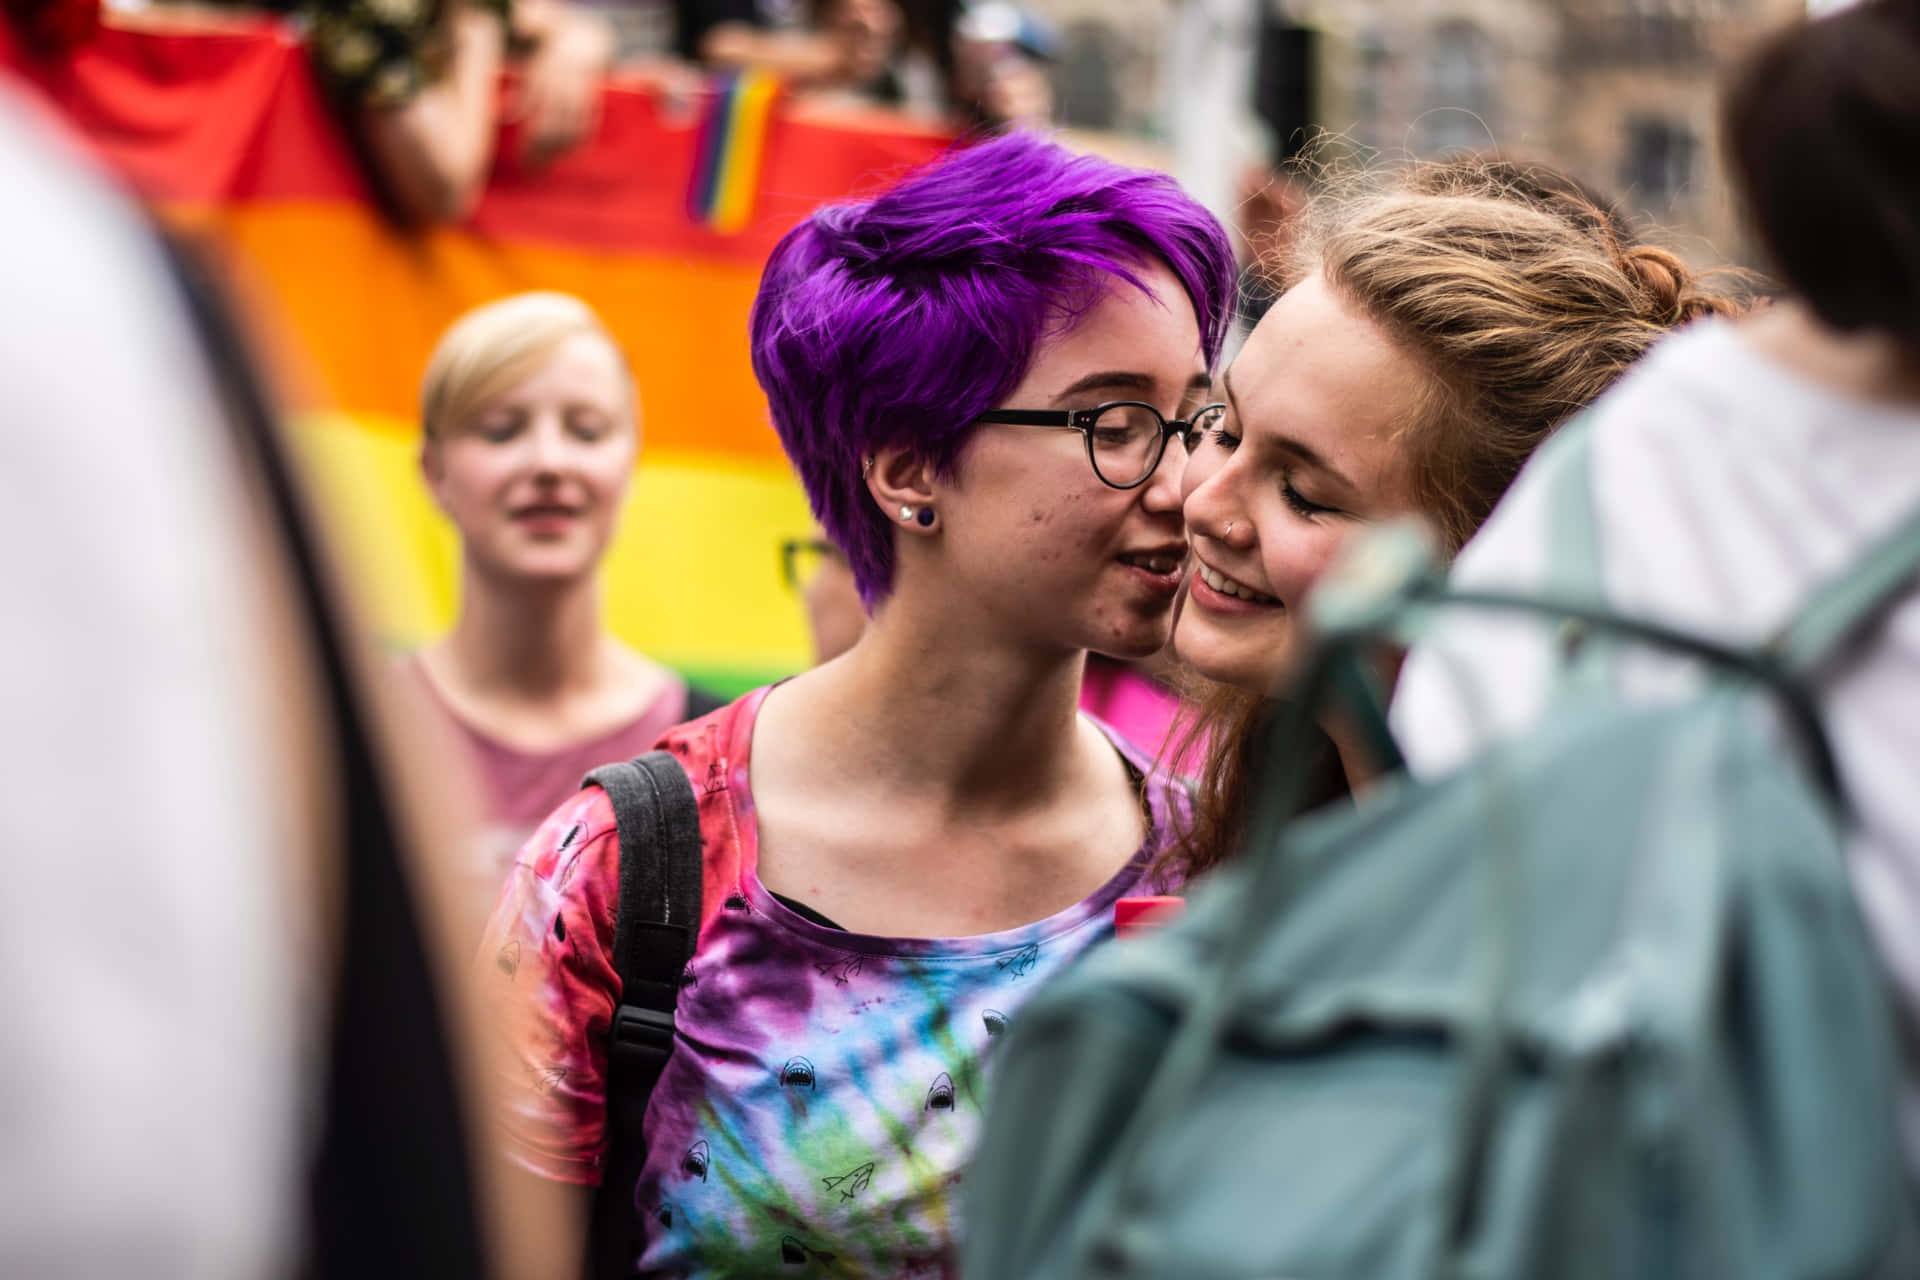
[291, 411, 818, 682]
[712, 72, 781, 235]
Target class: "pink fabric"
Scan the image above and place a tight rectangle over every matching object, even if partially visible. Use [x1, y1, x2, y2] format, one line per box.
[408, 655, 690, 916]
[1078, 658, 1199, 773]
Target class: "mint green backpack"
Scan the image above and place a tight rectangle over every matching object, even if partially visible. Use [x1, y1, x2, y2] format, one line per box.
[964, 424, 1920, 1279]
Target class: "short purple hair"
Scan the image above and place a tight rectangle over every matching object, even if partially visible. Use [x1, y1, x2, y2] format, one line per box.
[750, 131, 1237, 609]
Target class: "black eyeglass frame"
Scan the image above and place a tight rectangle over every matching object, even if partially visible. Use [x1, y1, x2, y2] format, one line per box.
[974, 401, 1227, 490]
[780, 537, 844, 591]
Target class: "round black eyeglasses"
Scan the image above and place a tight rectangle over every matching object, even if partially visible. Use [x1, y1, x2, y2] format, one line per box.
[780, 537, 844, 591]
[974, 401, 1227, 490]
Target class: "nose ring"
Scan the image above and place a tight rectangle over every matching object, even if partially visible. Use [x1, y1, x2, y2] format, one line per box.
[1224, 521, 1236, 536]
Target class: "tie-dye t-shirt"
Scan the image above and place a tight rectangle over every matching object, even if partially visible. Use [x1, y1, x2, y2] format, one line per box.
[480, 685, 1185, 1278]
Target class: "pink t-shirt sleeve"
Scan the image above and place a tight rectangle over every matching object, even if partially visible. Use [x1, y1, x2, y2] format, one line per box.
[478, 787, 625, 1185]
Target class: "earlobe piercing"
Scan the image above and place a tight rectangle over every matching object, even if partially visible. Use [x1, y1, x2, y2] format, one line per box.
[901, 506, 915, 522]
[916, 507, 935, 528]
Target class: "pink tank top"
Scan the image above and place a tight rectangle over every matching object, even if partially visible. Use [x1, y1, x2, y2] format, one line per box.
[407, 656, 691, 922]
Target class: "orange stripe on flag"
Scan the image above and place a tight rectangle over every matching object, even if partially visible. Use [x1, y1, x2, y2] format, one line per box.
[177, 201, 790, 466]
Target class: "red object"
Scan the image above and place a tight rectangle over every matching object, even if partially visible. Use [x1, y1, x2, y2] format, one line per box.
[0, 20, 953, 258]
[1113, 895, 1185, 939]
[4, 0, 101, 58]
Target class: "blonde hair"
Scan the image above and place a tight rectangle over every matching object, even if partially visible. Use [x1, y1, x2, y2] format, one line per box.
[1162, 160, 1743, 885]
[420, 292, 633, 439]
[1288, 166, 1740, 549]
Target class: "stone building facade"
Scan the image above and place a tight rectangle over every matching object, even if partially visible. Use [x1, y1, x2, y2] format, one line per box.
[1030, 0, 1807, 263]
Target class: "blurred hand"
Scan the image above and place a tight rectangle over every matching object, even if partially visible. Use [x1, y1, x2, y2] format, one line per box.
[826, 0, 900, 85]
[510, 2, 614, 168]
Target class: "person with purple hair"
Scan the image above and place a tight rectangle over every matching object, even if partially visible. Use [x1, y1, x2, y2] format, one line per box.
[477, 129, 1236, 1277]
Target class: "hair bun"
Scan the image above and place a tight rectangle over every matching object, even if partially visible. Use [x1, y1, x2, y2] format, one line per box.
[1616, 245, 1687, 323]
[1616, 244, 1735, 325]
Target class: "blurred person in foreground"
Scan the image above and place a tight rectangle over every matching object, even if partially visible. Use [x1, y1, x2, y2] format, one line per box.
[0, 83, 576, 1279]
[479, 130, 1234, 1277]
[1393, 0, 1920, 1175]
[412, 292, 723, 927]
[0, 80, 305, 1279]
[1157, 154, 1735, 878]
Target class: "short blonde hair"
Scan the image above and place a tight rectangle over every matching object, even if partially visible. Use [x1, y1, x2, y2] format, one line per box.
[420, 292, 633, 438]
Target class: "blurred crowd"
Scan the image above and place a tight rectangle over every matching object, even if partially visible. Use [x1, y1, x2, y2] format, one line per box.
[5, 0, 1920, 1276]
[8, 0, 1058, 222]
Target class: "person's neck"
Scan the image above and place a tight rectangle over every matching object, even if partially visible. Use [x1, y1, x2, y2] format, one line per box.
[436, 563, 612, 703]
[1740, 299, 1920, 408]
[781, 593, 1095, 814]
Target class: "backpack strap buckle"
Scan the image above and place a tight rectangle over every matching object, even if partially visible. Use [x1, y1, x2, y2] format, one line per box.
[608, 1003, 676, 1072]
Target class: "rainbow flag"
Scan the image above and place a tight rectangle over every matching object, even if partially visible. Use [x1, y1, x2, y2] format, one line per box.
[686, 68, 784, 235]
[1, 21, 954, 693]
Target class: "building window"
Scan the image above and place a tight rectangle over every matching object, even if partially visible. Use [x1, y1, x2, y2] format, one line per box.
[1620, 116, 1698, 209]
[1352, 27, 1390, 153]
[1416, 21, 1497, 154]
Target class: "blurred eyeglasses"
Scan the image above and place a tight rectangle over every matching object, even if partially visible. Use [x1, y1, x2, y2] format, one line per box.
[781, 538, 846, 591]
[974, 401, 1227, 490]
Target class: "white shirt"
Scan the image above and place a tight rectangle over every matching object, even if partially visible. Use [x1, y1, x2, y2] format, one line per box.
[0, 90, 304, 1276]
[1392, 317, 1920, 1165]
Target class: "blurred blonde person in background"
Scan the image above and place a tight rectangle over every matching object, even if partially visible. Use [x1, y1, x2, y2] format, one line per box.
[412, 293, 720, 924]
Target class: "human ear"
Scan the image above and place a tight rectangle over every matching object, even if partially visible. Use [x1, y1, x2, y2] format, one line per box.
[865, 443, 940, 532]
[418, 437, 449, 511]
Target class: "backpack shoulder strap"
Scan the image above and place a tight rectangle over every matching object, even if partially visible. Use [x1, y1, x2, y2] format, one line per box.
[588, 749, 704, 983]
[682, 684, 727, 722]
[579, 749, 703, 1280]
[1771, 504, 1920, 679]
[1532, 410, 1622, 697]
[1539, 408, 1605, 602]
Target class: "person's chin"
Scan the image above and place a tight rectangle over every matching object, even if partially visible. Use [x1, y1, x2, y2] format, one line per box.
[494, 553, 598, 585]
[1084, 613, 1173, 662]
[1174, 615, 1284, 694]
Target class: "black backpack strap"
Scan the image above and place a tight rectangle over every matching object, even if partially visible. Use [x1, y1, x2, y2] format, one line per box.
[682, 684, 727, 722]
[580, 749, 704, 1280]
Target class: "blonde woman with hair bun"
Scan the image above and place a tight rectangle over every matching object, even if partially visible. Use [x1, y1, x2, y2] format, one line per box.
[1163, 157, 1737, 882]
[412, 291, 721, 918]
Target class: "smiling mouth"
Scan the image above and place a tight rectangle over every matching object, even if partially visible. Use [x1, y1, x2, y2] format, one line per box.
[1197, 563, 1280, 605]
[511, 505, 580, 521]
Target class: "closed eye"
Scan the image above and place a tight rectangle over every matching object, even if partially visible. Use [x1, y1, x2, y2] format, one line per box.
[474, 411, 524, 443]
[565, 407, 613, 441]
[1283, 479, 1340, 518]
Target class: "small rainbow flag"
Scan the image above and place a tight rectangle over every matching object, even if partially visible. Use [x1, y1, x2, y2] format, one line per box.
[686, 68, 784, 235]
